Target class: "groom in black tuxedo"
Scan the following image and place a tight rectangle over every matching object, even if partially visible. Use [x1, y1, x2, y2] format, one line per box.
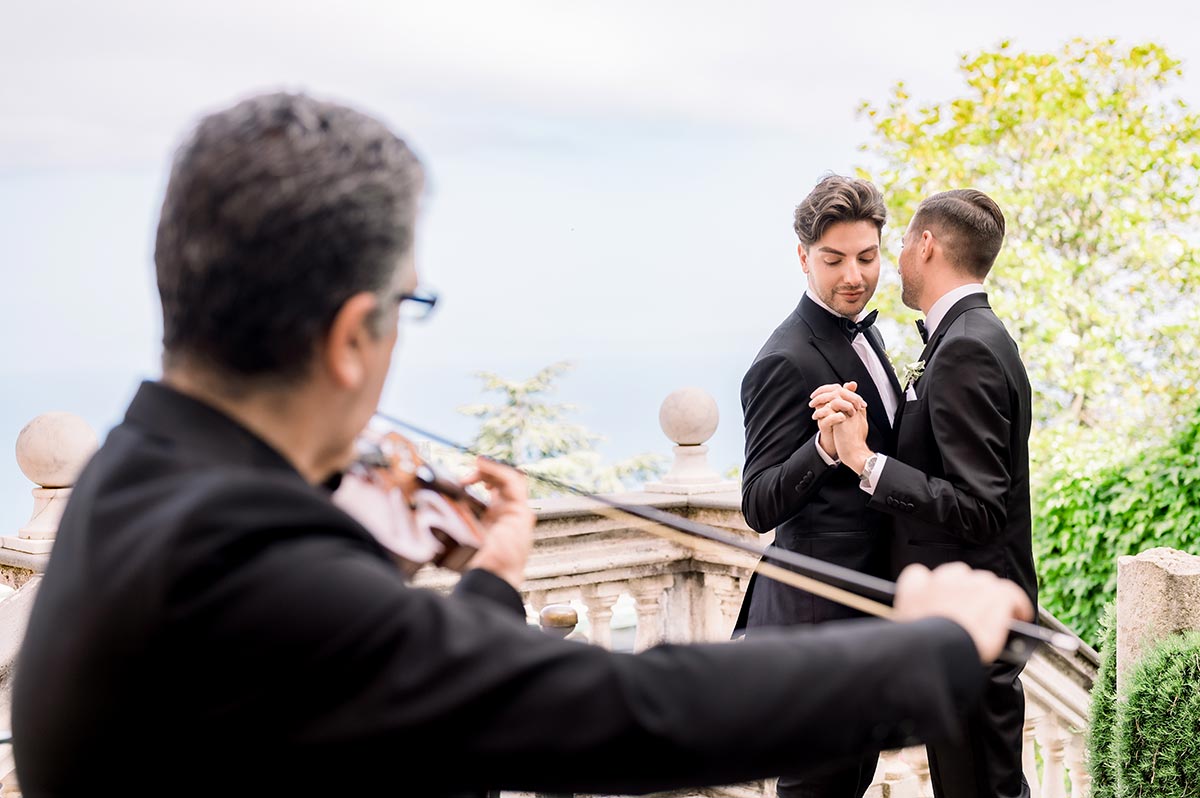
[818, 189, 1037, 798]
[735, 175, 903, 798]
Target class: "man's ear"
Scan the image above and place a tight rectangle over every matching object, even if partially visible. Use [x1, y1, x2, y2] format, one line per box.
[920, 230, 936, 262]
[798, 243, 810, 274]
[322, 292, 381, 390]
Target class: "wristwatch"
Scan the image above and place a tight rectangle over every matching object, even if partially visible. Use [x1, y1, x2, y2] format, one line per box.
[858, 453, 878, 486]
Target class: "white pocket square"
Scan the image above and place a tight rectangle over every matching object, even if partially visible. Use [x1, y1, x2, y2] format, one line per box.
[906, 385, 919, 401]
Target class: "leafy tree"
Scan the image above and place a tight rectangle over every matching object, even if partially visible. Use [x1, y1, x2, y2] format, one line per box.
[858, 39, 1200, 453]
[454, 361, 666, 498]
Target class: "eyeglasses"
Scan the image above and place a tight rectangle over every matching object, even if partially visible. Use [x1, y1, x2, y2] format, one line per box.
[394, 290, 439, 323]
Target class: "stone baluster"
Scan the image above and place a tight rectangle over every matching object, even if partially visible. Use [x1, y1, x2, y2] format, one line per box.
[1065, 732, 1090, 798]
[707, 574, 746, 639]
[5, 413, 97, 555]
[579, 586, 621, 650]
[899, 745, 934, 797]
[644, 388, 737, 495]
[873, 749, 920, 797]
[629, 575, 673, 651]
[1022, 704, 1044, 798]
[1034, 714, 1068, 798]
[526, 590, 549, 619]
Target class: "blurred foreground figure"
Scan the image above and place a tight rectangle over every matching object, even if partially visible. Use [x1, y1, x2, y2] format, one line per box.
[13, 92, 1032, 798]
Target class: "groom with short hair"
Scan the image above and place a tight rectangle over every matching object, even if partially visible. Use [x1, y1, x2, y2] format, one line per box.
[818, 189, 1037, 798]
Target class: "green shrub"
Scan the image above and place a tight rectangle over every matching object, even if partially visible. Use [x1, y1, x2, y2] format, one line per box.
[1035, 405, 1200, 644]
[1087, 604, 1118, 798]
[1116, 631, 1200, 797]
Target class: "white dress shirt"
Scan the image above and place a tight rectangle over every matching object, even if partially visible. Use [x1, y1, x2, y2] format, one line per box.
[861, 283, 986, 493]
[806, 290, 900, 467]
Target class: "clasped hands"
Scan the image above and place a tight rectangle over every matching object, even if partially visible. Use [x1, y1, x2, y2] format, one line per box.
[809, 381, 874, 475]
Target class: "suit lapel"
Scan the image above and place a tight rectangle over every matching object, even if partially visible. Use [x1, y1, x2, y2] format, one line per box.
[865, 326, 903, 398]
[918, 293, 992, 365]
[798, 296, 893, 433]
[892, 294, 989, 441]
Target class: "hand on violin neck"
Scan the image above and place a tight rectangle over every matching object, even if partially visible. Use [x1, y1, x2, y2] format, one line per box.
[461, 456, 535, 589]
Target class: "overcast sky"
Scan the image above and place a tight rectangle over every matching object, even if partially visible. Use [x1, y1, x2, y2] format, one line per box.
[3, 0, 1199, 531]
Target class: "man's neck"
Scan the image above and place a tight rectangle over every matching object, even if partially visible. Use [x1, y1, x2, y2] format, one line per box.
[922, 281, 986, 338]
[162, 368, 345, 485]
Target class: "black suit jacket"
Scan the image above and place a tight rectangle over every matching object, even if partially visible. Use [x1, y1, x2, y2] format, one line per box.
[738, 295, 902, 629]
[873, 293, 1037, 605]
[13, 381, 985, 797]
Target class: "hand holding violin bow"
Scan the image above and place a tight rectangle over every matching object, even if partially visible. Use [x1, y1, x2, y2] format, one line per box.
[458, 456, 536, 589]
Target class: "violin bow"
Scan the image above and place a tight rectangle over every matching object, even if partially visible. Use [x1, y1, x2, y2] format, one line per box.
[373, 412, 1078, 663]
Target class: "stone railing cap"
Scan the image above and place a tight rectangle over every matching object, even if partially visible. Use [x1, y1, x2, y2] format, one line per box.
[1118, 546, 1200, 575]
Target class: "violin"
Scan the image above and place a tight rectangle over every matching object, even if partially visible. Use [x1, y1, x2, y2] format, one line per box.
[332, 428, 488, 577]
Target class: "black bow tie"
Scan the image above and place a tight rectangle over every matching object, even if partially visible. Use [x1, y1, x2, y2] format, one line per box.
[916, 319, 929, 344]
[838, 309, 878, 342]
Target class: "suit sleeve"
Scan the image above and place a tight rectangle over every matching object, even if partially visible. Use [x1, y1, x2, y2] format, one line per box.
[740, 352, 836, 532]
[199, 533, 985, 795]
[454, 567, 528, 617]
[871, 336, 1012, 544]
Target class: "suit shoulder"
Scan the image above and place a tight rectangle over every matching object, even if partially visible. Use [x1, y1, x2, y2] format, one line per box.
[935, 329, 1004, 367]
[954, 309, 1025, 369]
[742, 346, 808, 397]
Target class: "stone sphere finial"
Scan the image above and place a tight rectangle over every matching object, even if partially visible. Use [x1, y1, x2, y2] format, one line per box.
[645, 387, 737, 495]
[658, 387, 719, 446]
[16, 412, 98, 489]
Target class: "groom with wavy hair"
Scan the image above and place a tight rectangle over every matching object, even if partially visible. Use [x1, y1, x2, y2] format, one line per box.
[736, 174, 903, 798]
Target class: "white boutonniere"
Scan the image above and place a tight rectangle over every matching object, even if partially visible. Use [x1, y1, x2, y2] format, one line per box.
[900, 360, 926, 391]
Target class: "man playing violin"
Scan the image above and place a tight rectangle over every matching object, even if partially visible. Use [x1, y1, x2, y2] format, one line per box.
[14, 92, 1034, 798]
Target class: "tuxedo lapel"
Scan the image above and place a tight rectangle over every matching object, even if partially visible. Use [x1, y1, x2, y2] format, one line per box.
[896, 293, 993, 442]
[865, 326, 903, 398]
[798, 296, 892, 433]
[918, 293, 992, 365]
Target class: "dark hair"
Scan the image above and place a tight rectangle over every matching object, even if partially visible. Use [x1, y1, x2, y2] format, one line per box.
[793, 175, 887, 247]
[909, 189, 1005, 278]
[154, 92, 425, 382]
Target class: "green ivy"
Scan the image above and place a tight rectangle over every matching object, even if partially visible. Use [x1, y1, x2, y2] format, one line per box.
[1034, 404, 1200, 644]
[1116, 632, 1200, 797]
